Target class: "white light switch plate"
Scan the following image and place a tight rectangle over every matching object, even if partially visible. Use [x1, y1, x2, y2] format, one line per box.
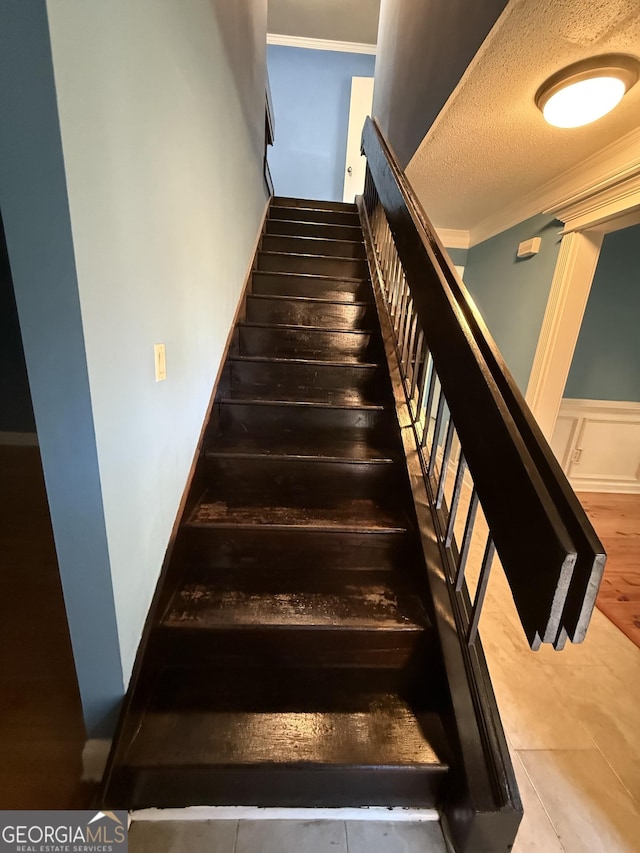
[154, 343, 166, 382]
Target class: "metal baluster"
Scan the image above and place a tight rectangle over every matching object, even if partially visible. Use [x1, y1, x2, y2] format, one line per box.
[388, 256, 400, 324]
[455, 488, 479, 591]
[445, 452, 467, 547]
[427, 390, 446, 477]
[435, 418, 456, 509]
[416, 348, 432, 417]
[410, 329, 424, 402]
[399, 297, 413, 372]
[390, 266, 402, 326]
[404, 311, 418, 386]
[382, 228, 394, 292]
[403, 306, 418, 376]
[420, 363, 438, 448]
[467, 537, 495, 644]
[396, 272, 409, 335]
[380, 222, 389, 273]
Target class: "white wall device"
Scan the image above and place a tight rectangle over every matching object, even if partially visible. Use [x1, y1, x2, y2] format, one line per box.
[517, 237, 542, 258]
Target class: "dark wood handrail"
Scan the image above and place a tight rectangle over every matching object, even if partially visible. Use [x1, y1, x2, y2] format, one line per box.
[361, 116, 605, 649]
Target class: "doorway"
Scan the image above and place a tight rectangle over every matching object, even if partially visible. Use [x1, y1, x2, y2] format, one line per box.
[342, 76, 374, 202]
[0, 211, 90, 807]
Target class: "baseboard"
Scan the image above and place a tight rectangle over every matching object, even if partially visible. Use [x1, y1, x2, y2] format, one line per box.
[130, 806, 439, 823]
[0, 431, 38, 446]
[82, 739, 112, 782]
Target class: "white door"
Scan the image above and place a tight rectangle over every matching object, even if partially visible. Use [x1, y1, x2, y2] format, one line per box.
[343, 77, 375, 203]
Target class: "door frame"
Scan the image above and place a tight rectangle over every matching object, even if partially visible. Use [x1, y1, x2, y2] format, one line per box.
[525, 168, 640, 439]
[343, 76, 375, 202]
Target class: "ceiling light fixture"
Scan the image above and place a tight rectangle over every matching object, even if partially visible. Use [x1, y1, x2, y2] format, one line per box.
[536, 54, 640, 128]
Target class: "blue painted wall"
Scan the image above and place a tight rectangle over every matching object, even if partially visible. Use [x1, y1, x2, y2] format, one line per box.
[446, 247, 468, 267]
[46, 0, 268, 694]
[267, 46, 375, 201]
[564, 223, 640, 402]
[463, 214, 562, 391]
[0, 1, 124, 736]
[1, 0, 268, 738]
[0, 215, 36, 433]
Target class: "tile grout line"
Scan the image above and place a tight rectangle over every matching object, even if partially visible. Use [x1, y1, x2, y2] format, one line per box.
[232, 818, 240, 853]
[344, 820, 350, 853]
[514, 749, 569, 853]
[589, 738, 640, 807]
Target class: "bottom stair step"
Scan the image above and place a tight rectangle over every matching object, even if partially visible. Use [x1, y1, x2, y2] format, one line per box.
[112, 670, 450, 808]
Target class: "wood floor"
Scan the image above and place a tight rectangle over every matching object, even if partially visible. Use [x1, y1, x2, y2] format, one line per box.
[0, 444, 93, 808]
[580, 492, 640, 648]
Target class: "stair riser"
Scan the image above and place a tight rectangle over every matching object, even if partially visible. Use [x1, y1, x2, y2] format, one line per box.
[269, 206, 360, 226]
[150, 665, 429, 711]
[258, 252, 368, 279]
[272, 196, 358, 212]
[228, 359, 385, 400]
[245, 296, 375, 330]
[152, 627, 428, 670]
[217, 401, 387, 434]
[238, 326, 382, 361]
[266, 219, 363, 242]
[252, 272, 371, 302]
[204, 456, 398, 505]
[180, 527, 412, 573]
[262, 235, 366, 259]
[115, 766, 446, 810]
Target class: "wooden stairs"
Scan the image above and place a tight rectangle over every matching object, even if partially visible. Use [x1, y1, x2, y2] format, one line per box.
[101, 197, 455, 810]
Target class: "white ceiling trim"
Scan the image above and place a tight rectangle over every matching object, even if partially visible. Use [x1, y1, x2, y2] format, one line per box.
[435, 228, 470, 249]
[549, 170, 640, 233]
[267, 33, 377, 55]
[469, 125, 640, 247]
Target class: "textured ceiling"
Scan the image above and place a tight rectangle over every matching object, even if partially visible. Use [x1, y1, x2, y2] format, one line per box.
[406, 0, 640, 233]
[267, 0, 381, 45]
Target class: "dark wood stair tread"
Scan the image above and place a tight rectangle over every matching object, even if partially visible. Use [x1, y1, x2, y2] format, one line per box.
[229, 354, 380, 369]
[188, 497, 409, 533]
[266, 219, 364, 242]
[207, 432, 393, 462]
[249, 293, 370, 308]
[240, 320, 376, 335]
[163, 583, 427, 630]
[259, 249, 365, 263]
[221, 389, 384, 409]
[272, 196, 358, 212]
[262, 235, 366, 259]
[253, 271, 369, 285]
[125, 698, 448, 769]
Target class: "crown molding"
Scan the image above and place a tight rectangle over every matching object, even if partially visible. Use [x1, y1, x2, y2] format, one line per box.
[267, 34, 377, 55]
[435, 228, 470, 249]
[545, 165, 640, 231]
[468, 125, 640, 246]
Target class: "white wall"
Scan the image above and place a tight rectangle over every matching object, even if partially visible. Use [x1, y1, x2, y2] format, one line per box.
[46, 0, 269, 685]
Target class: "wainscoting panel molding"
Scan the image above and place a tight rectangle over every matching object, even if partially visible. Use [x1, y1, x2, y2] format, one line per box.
[551, 399, 640, 494]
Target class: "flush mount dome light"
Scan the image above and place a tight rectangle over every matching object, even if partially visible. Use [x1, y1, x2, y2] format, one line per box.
[536, 54, 640, 128]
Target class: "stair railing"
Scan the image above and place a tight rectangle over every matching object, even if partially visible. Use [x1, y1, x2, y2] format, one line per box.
[359, 117, 605, 650]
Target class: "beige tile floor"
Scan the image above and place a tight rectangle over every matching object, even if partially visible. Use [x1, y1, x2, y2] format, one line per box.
[130, 554, 640, 853]
[478, 559, 640, 853]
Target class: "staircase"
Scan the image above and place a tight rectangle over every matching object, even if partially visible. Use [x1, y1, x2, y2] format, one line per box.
[101, 197, 454, 811]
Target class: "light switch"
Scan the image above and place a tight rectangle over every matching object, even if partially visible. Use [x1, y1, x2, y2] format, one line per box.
[154, 343, 166, 382]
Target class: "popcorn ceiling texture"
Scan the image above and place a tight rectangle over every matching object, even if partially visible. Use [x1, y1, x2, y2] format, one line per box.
[406, 0, 640, 233]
